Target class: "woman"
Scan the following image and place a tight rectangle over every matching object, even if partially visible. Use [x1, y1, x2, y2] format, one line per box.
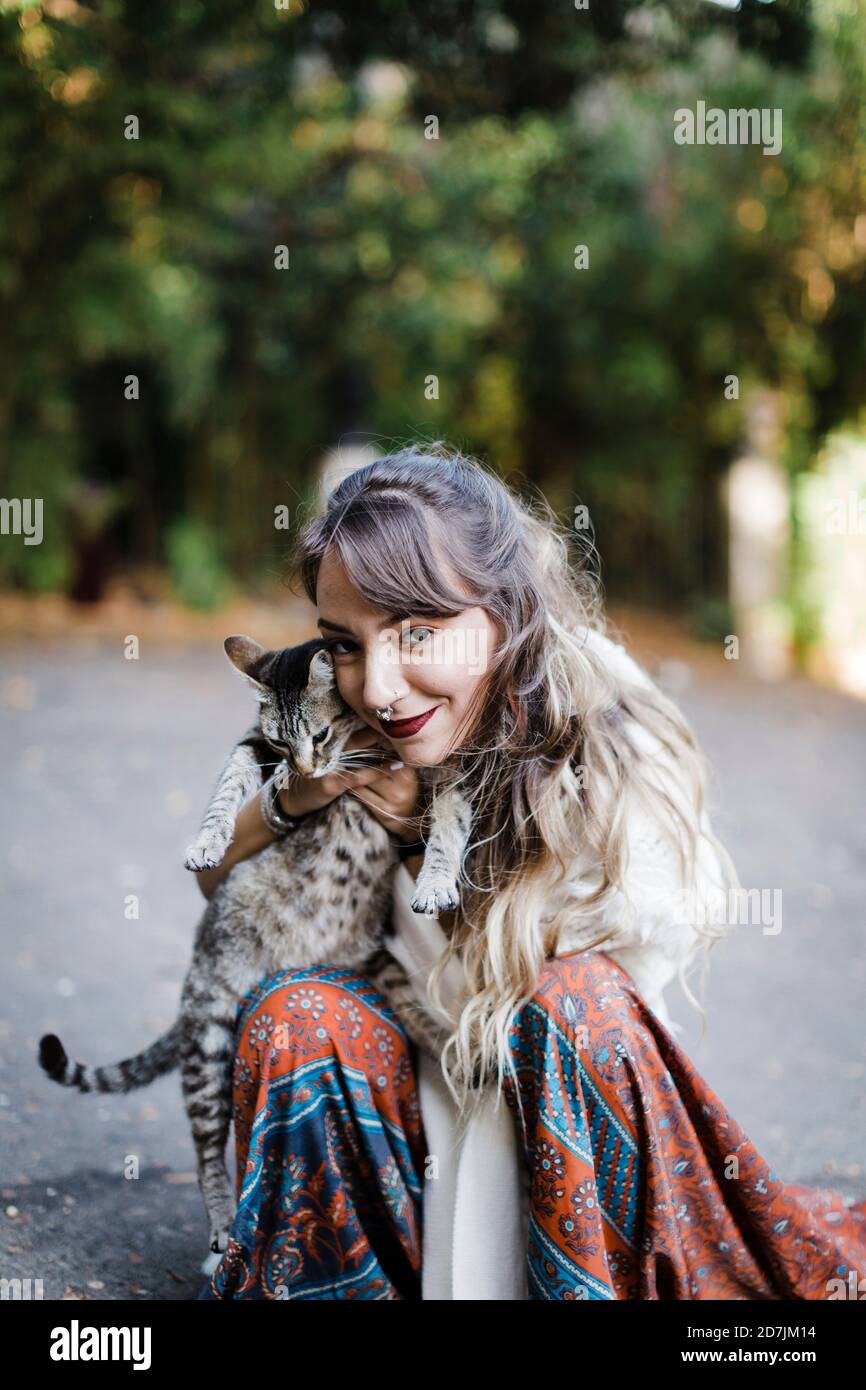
[195, 442, 865, 1300]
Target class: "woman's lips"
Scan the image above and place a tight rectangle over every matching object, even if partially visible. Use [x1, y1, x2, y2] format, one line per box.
[378, 706, 438, 739]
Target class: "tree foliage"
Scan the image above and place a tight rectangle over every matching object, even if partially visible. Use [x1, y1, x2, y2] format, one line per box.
[1, 0, 863, 605]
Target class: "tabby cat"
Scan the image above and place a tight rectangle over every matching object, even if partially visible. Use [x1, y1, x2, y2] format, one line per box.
[39, 634, 473, 1253]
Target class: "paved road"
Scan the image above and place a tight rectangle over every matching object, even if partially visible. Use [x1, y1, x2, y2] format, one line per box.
[0, 638, 863, 1300]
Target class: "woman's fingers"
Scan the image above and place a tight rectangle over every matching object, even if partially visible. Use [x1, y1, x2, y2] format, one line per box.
[280, 725, 403, 815]
[340, 728, 392, 771]
[347, 781, 421, 839]
[344, 725, 388, 752]
[319, 726, 421, 833]
[321, 757, 399, 799]
[347, 763, 422, 832]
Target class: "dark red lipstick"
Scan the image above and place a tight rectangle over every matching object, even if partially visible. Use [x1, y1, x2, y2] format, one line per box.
[378, 706, 438, 739]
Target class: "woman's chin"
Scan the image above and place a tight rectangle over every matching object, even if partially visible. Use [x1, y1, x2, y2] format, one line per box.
[387, 734, 448, 767]
[387, 744, 426, 766]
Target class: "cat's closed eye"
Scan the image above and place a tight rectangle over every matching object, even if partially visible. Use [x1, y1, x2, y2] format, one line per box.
[311, 728, 332, 747]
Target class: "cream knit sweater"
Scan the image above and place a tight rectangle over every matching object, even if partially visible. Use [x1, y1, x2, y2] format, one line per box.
[385, 628, 729, 1301]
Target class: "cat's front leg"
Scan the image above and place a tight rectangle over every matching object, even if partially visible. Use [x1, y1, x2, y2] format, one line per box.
[410, 785, 473, 916]
[185, 739, 263, 871]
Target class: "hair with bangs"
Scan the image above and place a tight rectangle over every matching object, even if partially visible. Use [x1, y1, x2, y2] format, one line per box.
[289, 441, 738, 1116]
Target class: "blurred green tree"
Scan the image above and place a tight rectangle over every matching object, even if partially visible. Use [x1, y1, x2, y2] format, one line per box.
[2, 0, 863, 612]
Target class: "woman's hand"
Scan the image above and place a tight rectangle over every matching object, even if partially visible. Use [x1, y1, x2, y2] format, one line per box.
[346, 760, 423, 843]
[318, 726, 425, 845]
[195, 726, 423, 900]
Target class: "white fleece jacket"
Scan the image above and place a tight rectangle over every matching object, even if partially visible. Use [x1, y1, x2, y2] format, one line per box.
[385, 627, 730, 1300]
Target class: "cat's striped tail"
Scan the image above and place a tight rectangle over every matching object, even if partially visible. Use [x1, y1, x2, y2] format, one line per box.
[37, 1022, 181, 1094]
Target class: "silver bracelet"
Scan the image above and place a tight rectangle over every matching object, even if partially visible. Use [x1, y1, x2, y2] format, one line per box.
[260, 763, 307, 836]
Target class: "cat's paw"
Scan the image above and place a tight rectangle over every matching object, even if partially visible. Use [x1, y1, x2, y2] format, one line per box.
[205, 1186, 236, 1256]
[184, 840, 228, 872]
[410, 880, 460, 916]
[200, 1249, 223, 1278]
[209, 1224, 232, 1255]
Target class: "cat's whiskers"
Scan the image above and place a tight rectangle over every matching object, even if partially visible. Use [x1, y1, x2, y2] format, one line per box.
[335, 755, 391, 772]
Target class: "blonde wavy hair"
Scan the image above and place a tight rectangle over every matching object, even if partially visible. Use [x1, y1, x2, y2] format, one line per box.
[289, 442, 738, 1117]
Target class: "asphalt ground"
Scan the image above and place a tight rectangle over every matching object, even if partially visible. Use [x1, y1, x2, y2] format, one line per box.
[0, 637, 863, 1300]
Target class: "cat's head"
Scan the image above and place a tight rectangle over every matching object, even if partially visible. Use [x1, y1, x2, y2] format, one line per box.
[224, 634, 368, 778]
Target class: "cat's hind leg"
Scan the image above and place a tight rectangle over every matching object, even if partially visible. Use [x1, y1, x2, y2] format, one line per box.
[367, 949, 487, 1092]
[365, 949, 452, 1065]
[179, 1011, 238, 1253]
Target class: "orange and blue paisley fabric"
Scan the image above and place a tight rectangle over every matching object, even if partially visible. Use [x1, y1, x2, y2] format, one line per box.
[198, 954, 866, 1301]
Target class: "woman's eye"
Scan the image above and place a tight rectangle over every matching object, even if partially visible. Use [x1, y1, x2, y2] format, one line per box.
[402, 625, 434, 650]
[326, 627, 434, 657]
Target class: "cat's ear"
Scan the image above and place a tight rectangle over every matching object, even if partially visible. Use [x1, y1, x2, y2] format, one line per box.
[308, 644, 336, 690]
[224, 635, 270, 696]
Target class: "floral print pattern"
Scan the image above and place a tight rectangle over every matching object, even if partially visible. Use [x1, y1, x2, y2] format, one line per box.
[504, 950, 866, 1299]
[199, 966, 426, 1300]
[199, 952, 866, 1301]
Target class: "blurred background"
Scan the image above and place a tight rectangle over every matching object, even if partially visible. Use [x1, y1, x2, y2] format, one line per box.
[0, 0, 864, 1300]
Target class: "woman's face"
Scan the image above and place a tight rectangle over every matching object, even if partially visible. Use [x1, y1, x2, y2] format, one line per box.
[315, 548, 502, 767]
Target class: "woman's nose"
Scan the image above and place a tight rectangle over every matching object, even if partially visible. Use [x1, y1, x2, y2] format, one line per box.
[362, 641, 410, 713]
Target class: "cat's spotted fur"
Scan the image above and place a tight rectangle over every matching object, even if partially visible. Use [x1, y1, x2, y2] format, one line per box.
[39, 635, 472, 1253]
